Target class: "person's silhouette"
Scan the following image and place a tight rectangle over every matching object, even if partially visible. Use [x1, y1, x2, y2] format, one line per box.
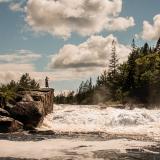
[45, 76, 49, 88]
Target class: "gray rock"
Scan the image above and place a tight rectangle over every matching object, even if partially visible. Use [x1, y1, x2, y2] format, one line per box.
[0, 116, 23, 133]
[9, 101, 44, 130]
[22, 94, 33, 102]
[18, 88, 54, 116]
[0, 108, 10, 117]
[19, 88, 54, 115]
[1, 89, 54, 131]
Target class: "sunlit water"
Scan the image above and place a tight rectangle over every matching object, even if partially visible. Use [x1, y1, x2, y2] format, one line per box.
[41, 104, 160, 140]
[1, 104, 160, 159]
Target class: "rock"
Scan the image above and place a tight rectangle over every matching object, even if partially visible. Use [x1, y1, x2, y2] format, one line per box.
[29, 129, 56, 135]
[1, 88, 54, 131]
[9, 101, 44, 130]
[22, 94, 33, 102]
[0, 116, 23, 133]
[18, 88, 54, 116]
[0, 108, 10, 117]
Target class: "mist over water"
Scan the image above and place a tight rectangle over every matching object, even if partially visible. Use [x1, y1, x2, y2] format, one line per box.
[41, 104, 160, 140]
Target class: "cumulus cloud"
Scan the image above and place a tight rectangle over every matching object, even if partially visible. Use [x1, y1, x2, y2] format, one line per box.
[0, 63, 35, 72]
[9, 2, 24, 12]
[48, 34, 131, 77]
[0, 48, 87, 85]
[26, 0, 135, 38]
[0, 70, 88, 86]
[0, 50, 42, 63]
[0, 49, 45, 85]
[106, 17, 135, 31]
[141, 14, 160, 40]
[0, 63, 36, 84]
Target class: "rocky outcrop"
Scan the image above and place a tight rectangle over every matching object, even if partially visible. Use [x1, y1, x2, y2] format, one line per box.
[0, 116, 23, 133]
[9, 101, 44, 129]
[0, 108, 10, 117]
[0, 88, 54, 132]
[17, 88, 54, 116]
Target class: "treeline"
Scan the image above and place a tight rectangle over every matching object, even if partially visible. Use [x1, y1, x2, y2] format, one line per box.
[55, 38, 160, 105]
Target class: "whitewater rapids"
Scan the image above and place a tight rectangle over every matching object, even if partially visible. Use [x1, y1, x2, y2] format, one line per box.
[1, 104, 160, 159]
[41, 104, 160, 140]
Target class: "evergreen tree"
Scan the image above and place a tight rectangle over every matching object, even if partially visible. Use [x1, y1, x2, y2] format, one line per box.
[107, 40, 119, 100]
[18, 73, 40, 91]
[132, 38, 136, 51]
[0, 84, 16, 108]
[96, 76, 101, 87]
[55, 38, 160, 105]
[155, 37, 160, 52]
[124, 39, 138, 93]
[99, 70, 108, 87]
[108, 40, 119, 77]
[142, 43, 149, 55]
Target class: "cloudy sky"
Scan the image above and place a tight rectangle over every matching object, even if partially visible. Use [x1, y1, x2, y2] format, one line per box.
[0, 0, 160, 93]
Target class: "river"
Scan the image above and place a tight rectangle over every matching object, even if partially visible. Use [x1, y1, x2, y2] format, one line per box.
[0, 104, 160, 160]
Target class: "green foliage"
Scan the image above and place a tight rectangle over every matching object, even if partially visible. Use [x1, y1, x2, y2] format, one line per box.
[75, 78, 94, 104]
[55, 38, 160, 105]
[0, 84, 16, 105]
[18, 73, 40, 91]
[0, 73, 40, 106]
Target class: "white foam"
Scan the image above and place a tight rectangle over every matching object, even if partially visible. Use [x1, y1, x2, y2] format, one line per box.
[0, 139, 156, 159]
[41, 104, 160, 140]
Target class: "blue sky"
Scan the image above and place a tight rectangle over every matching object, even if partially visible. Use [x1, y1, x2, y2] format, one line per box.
[0, 0, 160, 94]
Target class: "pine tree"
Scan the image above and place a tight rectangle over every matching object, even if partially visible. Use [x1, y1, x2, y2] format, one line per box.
[142, 43, 149, 55]
[18, 73, 40, 91]
[89, 77, 93, 91]
[108, 40, 119, 78]
[132, 38, 136, 52]
[96, 76, 101, 87]
[155, 37, 160, 52]
[124, 39, 139, 94]
[107, 40, 119, 100]
[99, 70, 108, 87]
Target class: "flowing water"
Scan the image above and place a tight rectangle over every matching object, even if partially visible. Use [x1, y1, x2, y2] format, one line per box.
[1, 104, 160, 160]
[41, 104, 160, 140]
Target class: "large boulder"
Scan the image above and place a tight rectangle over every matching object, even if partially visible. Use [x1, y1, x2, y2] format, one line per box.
[0, 116, 23, 133]
[9, 101, 44, 129]
[2, 88, 54, 130]
[18, 88, 54, 116]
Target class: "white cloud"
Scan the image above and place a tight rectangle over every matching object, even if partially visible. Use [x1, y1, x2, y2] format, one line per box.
[26, 0, 135, 38]
[0, 63, 35, 72]
[0, 48, 87, 85]
[0, 35, 131, 86]
[106, 17, 135, 31]
[141, 14, 160, 40]
[0, 49, 45, 85]
[9, 2, 24, 12]
[0, 50, 42, 63]
[0, 64, 36, 84]
[0, 70, 87, 87]
[48, 34, 131, 78]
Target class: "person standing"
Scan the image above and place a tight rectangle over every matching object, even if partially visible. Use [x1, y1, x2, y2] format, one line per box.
[45, 76, 49, 88]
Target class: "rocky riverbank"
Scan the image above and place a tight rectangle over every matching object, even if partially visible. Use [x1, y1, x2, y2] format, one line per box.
[0, 131, 159, 160]
[0, 88, 54, 132]
[1, 103, 160, 160]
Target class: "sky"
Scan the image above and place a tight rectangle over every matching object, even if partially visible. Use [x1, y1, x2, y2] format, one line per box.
[0, 0, 160, 94]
